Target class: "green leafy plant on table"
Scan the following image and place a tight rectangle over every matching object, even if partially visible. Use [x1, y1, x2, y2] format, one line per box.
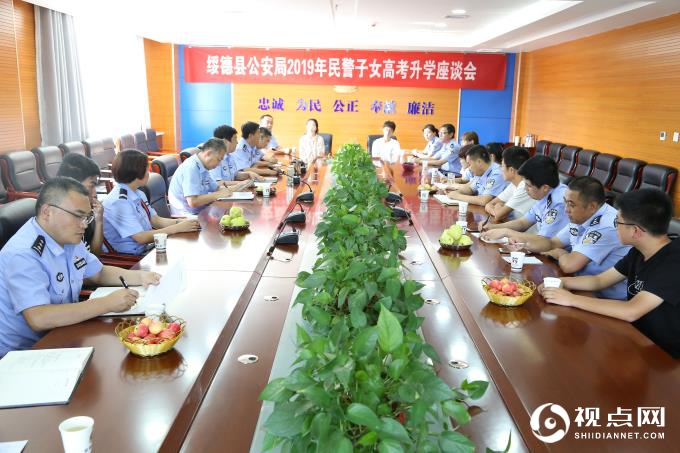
[259, 144, 507, 452]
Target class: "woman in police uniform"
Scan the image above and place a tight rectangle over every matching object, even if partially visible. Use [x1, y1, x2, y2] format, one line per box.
[102, 150, 200, 255]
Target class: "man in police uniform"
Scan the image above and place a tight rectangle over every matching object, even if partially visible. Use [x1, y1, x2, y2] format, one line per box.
[446, 145, 507, 206]
[483, 155, 569, 237]
[233, 121, 278, 176]
[259, 113, 282, 153]
[0, 177, 160, 357]
[103, 150, 201, 255]
[500, 177, 630, 299]
[169, 138, 251, 216]
[542, 189, 680, 358]
[210, 124, 262, 183]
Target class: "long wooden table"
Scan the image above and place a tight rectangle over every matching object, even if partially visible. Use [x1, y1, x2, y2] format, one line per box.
[1, 160, 676, 452]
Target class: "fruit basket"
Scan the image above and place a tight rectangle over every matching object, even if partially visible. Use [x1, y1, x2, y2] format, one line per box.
[115, 315, 186, 357]
[481, 276, 536, 307]
[219, 221, 250, 232]
[439, 241, 472, 251]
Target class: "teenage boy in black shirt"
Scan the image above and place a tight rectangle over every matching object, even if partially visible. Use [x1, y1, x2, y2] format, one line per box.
[541, 189, 679, 358]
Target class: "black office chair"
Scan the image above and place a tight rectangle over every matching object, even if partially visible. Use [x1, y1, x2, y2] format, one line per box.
[59, 141, 87, 156]
[0, 174, 7, 205]
[605, 158, 646, 203]
[319, 133, 333, 156]
[31, 146, 63, 181]
[0, 198, 37, 250]
[140, 172, 170, 218]
[637, 164, 677, 195]
[180, 147, 199, 162]
[668, 218, 680, 240]
[0, 151, 43, 200]
[151, 155, 180, 191]
[590, 153, 620, 189]
[535, 140, 551, 156]
[119, 134, 136, 151]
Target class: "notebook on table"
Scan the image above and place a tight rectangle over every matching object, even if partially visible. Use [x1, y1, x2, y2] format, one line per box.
[433, 194, 459, 205]
[0, 347, 94, 408]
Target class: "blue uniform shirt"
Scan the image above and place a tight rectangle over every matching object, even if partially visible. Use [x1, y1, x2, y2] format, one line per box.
[0, 218, 103, 357]
[269, 134, 279, 149]
[472, 162, 507, 197]
[232, 138, 263, 171]
[169, 154, 218, 215]
[440, 141, 462, 174]
[424, 138, 443, 157]
[555, 203, 631, 300]
[524, 183, 569, 237]
[209, 152, 238, 182]
[102, 184, 157, 255]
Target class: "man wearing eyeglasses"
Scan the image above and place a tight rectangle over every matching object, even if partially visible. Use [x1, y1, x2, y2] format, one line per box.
[0, 177, 161, 357]
[541, 189, 679, 358]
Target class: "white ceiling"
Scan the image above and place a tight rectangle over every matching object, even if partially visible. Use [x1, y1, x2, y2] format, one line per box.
[27, 0, 680, 52]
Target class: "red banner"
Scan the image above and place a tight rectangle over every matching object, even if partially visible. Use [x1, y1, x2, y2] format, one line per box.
[184, 47, 506, 90]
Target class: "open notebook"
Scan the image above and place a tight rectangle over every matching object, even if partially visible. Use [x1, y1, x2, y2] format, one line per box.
[433, 194, 459, 205]
[217, 192, 255, 201]
[0, 347, 93, 408]
[89, 286, 148, 316]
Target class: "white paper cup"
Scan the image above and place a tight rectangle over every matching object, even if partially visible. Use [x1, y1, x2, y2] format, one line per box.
[153, 233, 167, 252]
[447, 173, 455, 184]
[543, 277, 562, 288]
[419, 190, 429, 202]
[510, 251, 525, 272]
[59, 416, 93, 453]
[458, 201, 468, 216]
[456, 220, 468, 233]
[514, 135, 520, 146]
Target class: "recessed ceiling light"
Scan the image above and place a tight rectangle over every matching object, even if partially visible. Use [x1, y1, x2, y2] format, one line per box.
[450, 9, 467, 15]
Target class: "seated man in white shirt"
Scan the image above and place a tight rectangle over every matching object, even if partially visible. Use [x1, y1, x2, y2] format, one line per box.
[485, 146, 535, 222]
[371, 121, 401, 163]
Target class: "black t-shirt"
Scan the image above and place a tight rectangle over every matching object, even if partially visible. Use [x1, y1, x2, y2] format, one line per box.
[614, 239, 680, 358]
[83, 220, 96, 252]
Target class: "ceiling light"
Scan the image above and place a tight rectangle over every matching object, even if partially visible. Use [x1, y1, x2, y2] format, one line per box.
[450, 9, 467, 15]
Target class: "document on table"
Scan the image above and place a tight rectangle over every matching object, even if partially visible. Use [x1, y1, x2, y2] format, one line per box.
[433, 182, 449, 190]
[433, 194, 458, 205]
[94, 261, 187, 316]
[261, 176, 278, 183]
[90, 286, 148, 316]
[471, 232, 508, 244]
[0, 440, 28, 453]
[217, 192, 255, 201]
[502, 255, 543, 265]
[0, 347, 93, 408]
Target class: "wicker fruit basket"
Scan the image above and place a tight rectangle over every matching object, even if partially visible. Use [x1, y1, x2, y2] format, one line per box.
[115, 315, 186, 357]
[439, 241, 472, 251]
[219, 221, 250, 232]
[481, 276, 536, 307]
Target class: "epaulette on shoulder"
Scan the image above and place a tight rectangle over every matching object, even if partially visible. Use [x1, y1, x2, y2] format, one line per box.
[119, 188, 128, 200]
[32, 235, 46, 256]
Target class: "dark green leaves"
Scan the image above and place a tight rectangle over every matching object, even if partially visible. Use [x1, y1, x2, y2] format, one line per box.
[443, 400, 471, 425]
[346, 403, 381, 430]
[461, 379, 489, 400]
[439, 431, 475, 453]
[377, 304, 403, 353]
[259, 378, 293, 403]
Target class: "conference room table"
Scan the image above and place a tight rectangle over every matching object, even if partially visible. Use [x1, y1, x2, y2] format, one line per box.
[0, 158, 677, 453]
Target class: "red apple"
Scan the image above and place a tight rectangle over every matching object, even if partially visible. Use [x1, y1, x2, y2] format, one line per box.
[167, 322, 181, 333]
[501, 283, 513, 294]
[149, 320, 164, 335]
[159, 328, 176, 339]
[134, 323, 149, 338]
[140, 317, 153, 326]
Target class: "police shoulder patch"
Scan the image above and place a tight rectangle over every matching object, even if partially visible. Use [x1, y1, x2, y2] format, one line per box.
[119, 188, 128, 200]
[32, 235, 46, 256]
[582, 230, 602, 245]
[485, 178, 496, 189]
[590, 215, 601, 227]
[546, 194, 553, 208]
[570, 227, 579, 236]
[545, 208, 559, 224]
[73, 256, 87, 270]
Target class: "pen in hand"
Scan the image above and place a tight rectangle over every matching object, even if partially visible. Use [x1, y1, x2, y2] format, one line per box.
[119, 276, 129, 289]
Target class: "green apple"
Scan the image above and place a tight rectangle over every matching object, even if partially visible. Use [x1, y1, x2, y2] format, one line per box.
[220, 215, 232, 226]
[458, 235, 473, 246]
[229, 206, 243, 218]
[231, 217, 248, 227]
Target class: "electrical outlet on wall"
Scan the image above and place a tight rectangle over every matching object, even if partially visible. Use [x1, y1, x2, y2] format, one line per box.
[673, 132, 679, 142]
[660, 131, 667, 141]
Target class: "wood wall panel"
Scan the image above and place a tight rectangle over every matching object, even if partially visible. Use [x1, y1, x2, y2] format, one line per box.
[233, 84, 459, 152]
[0, 0, 24, 153]
[516, 13, 680, 212]
[14, 0, 39, 149]
[144, 38, 177, 150]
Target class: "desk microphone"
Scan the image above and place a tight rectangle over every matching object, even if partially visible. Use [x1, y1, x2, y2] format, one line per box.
[385, 192, 402, 205]
[392, 206, 413, 225]
[296, 180, 314, 203]
[267, 225, 300, 257]
[278, 203, 306, 229]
